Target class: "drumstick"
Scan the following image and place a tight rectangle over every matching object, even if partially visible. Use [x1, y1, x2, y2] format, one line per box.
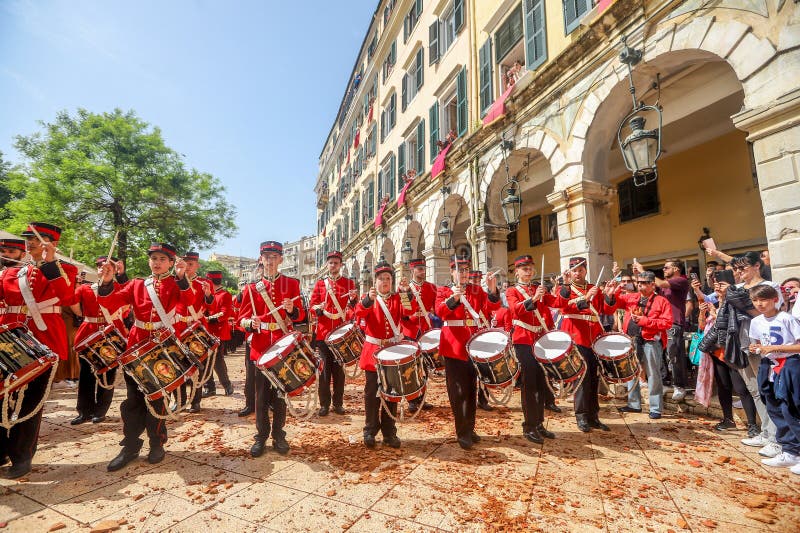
[106, 230, 119, 264]
[568, 259, 586, 272]
[595, 265, 605, 285]
[488, 268, 503, 278]
[28, 224, 47, 246]
[540, 255, 544, 286]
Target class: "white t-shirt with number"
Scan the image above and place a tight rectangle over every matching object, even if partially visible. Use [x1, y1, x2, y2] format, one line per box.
[749, 311, 800, 359]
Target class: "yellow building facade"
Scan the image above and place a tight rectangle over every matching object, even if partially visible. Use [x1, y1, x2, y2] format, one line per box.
[316, 0, 800, 286]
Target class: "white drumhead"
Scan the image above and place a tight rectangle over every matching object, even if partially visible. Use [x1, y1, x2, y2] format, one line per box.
[593, 333, 632, 357]
[533, 330, 573, 361]
[418, 329, 441, 351]
[328, 323, 353, 341]
[376, 343, 418, 362]
[468, 330, 508, 361]
[264, 333, 298, 355]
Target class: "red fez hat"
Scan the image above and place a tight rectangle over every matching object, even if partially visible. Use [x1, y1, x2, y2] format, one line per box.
[327, 251, 343, 261]
[21, 222, 62, 241]
[374, 261, 393, 276]
[0, 238, 26, 251]
[260, 241, 283, 255]
[514, 255, 534, 267]
[408, 257, 426, 269]
[147, 242, 177, 258]
[182, 251, 200, 260]
[95, 255, 119, 266]
[469, 270, 483, 279]
[206, 271, 223, 283]
[449, 256, 470, 269]
[569, 256, 586, 268]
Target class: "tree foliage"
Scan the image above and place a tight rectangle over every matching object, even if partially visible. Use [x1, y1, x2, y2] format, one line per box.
[3, 109, 237, 275]
[199, 259, 240, 294]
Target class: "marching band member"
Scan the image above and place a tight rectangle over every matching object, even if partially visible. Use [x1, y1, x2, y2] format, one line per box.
[205, 271, 234, 408]
[173, 252, 216, 413]
[234, 289, 256, 417]
[355, 261, 416, 449]
[551, 257, 612, 433]
[309, 251, 357, 416]
[505, 255, 557, 443]
[468, 269, 495, 412]
[98, 242, 193, 471]
[237, 241, 305, 458]
[0, 224, 77, 479]
[402, 257, 437, 413]
[69, 256, 128, 425]
[435, 257, 501, 450]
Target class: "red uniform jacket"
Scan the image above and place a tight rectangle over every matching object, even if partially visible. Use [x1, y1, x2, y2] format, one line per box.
[309, 275, 356, 341]
[492, 306, 513, 331]
[435, 284, 501, 361]
[73, 281, 128, 346]
[237, 274, 305, 361]
[173, 276, 212, 337]
[607, 291, 673, 346]
[506, 284, 556, 345]
[207, 287, 233, 341]
[98, 274, 193, 347]
[0, 261, 77, 359]
[401, 279, 437, 339]
[355, 291, 417, 372]
[550, 282, 611, 348]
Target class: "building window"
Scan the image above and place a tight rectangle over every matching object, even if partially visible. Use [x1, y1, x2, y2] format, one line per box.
[478, 38, 493, 115]
[545, 212, 558, 242]
[380, 154, 396, 201]
[403, 0, 423, 42]
[366, 125, 376, 158]
[367, 32, 378, 61]
[563, 0, 591, 34]
[617, 176, 660, 222]
[528, 215, 543, 247]
[524, 0, 547, 71]
[402, 47, 424, 111]
[437, 67, 467, 140]
[495, 4, 523, 63]
[429, 0, 464, 65]
[383, 40, 396, 83]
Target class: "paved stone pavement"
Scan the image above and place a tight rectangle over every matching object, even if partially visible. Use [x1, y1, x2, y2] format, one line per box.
[2, 348, 799, 532]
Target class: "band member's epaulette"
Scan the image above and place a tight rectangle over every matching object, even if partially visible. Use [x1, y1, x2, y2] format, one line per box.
[399, 291, 412, 310]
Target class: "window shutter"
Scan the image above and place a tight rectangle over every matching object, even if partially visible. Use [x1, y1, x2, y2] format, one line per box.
[369, 181, 375, 218]
[402, 73, 409, 111]
[456, 66, 468, 137]
[377, 169, 384, 203]
[564, 0, 590, 34]
[479, 39, 493, 115]
[380, 111, 386, 142]
[416, 48, 424, 89]
[454, 0, 464, 32]
[429, 21, 439, 65]
[398, 143, 406, 185]
[416, 119, 425, 174]
[389, 153, 396, 199]
[429, 101, 439, 160]
[390, 93, 396, 129]
[416, 0, 423, 16]
[404, 14, 410, 43]
[524, 0, 547, 70]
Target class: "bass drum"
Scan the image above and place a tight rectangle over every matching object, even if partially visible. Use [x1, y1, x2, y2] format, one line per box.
[374, 341, 426, 403]
[0, 323, 59, 400]
[256, 331, 320, 397]
[533, 331, 586, 395]
[593, 332, 640, 384]
[466, 328, 519, 389]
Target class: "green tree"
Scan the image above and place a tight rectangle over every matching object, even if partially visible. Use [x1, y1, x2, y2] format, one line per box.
[4, 108, 237, 275]
[199, 259, 239, 293]
[0, 151, 22, 221]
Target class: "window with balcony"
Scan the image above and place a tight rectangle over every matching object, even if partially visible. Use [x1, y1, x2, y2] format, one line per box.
[564, 0, 591, 34]
[402, 47, 424, 111]
[400, 119, 426, 178]
[435, 66, 467, 143]
[367, 32, 378, 61]
[403, 0, 423, 42]
[380, 93, 397, 142]
[383, 0, 396, 26]
[378, 153, 396, 202]
[429, 0, 464, 65]
[383, 40, 396, 83]
[494, 4, 527, 92]
[366, 125, 376, 159]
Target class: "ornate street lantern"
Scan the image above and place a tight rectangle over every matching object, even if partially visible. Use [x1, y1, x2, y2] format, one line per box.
[498, 133, 521, 228]
[400, 239, 414, 263]
[437, 217, 453, 251]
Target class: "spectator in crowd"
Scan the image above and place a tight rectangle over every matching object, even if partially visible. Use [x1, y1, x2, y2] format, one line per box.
[706, 247, 772, 281]
[780, 277, 799, 315]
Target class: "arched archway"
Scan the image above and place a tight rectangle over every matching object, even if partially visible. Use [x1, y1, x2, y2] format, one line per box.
[379, 238, 395, 265]
[400, 220, 426, 260]
[433, 193, 471, 262]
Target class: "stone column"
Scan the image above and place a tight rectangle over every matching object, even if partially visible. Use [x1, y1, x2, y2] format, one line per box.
[423, 246, 451, 286]
[734, 89, 800, 281]
[474, 224, 510, 282]
[546, 180, 614, 279]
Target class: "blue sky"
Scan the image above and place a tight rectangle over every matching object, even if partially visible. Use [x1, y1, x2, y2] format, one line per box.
[0, 0, 376, 258]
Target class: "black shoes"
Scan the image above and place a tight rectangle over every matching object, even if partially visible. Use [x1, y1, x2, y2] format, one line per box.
[457, 436, 473, 450]
[524, 428, 544, 444]
[202, 388, 217, 398]
[186, 406, 201, 414]
[333, 405, 346, 415]
[238, 407, 254, 417]
[618, 406, 642, 414]
[6, 460, 31, 479]
[92, 415, 107, 423]
[544, 403, 562, 413]
[147, 447, 165, 464]
[107, 447, 140, 472]
[384, 435, 401, 449]
[715, 418, 736, 431]
[477, 400, 494, 411]
[577, 418, 592, 433]
[536, 424, 556, 439]
[470, 431, 482, 443]
[649, 412, 662, 419]
[70, 414, 90, 425]
[224, 384, 234, 396]
[588, 419, 610, 431]
[318, 406, 330, 417]
[273, 439, 290, 455]
[250, 440, 266, 458]
[364, 434, 377, 448]
[746, 424, 760, 438]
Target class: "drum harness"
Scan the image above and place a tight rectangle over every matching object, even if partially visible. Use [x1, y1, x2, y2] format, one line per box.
[185, 279, 219, 388]
[324, 278, 360, 379]
[83, 283, 119, 390]
[254, 281, 319, 420]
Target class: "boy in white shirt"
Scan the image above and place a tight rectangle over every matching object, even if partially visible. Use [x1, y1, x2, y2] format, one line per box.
[747, 284, 800, 473]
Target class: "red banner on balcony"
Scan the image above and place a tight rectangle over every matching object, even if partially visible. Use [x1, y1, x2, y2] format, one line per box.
[482, 84, 515, 127]
[431, 143, 452, 180]
[354, 130, 360, 149]
[597, 0, 614, 14]
[397, 178, 414, 207]
[374, 199, 389, 228]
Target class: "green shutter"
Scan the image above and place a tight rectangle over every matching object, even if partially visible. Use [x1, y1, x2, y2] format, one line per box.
[429, 21, 439, 65]
[524, 0, 547, 70]
[479, 39, 493, 115]
[389, 153, 396, 199]
[402, 74, 408, 111]
[456, 67, 467, 137]
[454, 0, 464, 33]
[398, 143, 406, 183]
[429, 101, 439, 160]
[564, 0, 591, 34]
[377, 169, 384, 202]
[416, 48, 424, 89]
[368, 180, 375, 218]
[416, 119, 425, 174]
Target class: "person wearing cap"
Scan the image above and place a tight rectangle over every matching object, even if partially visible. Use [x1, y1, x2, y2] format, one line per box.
[506, 255, 558, 444]
[551, 256, 613, 433]
[355, 261, 416, 449]
[0, 238, 26, 271]
[97, 242, 193, 471]
[604, 271, 673, 419]
[69, 256, 129, 425]
[237, 240, 306, 458]
[233, 289, 256, 417]
[309, 250, 357, 416]
[204, 270, 235, 407]
[435, 256, 502, 450]
[402, 257, 438, 414]
[0, 223, 78, 479]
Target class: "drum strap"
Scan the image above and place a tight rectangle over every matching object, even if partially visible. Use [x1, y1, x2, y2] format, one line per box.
[460, 291, 486, 329]
[255, 281, 289, 335]
[375, 295, 402, 341]
[144, 277, 175, 333]
[91, 283, 115, 324]
[568, 283, 601, 321]
[324, 277, 347, 320]
[515, 285, 550, 332]
[17, 266, 47, 331]
[410, 282, 432, 328]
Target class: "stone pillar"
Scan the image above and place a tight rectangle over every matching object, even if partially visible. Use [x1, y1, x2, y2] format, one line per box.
[474, 224, 510, 283]
[546, 180, 615, 280]
[423, 246, 451, 286]
[734, 89, 800, 281]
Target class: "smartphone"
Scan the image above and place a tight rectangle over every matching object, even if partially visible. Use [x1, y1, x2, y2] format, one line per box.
[715, 269, 736, 285]
[690, 272, 699, 281]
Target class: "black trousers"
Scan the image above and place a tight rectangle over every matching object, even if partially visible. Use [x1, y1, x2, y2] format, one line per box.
[712, 356, 757, 424]
[76, 358, 116, 418]
[119, 372, 167, 450]
[244, 341, 255, 410]
[317, 341, 344, 409]
[573, 344, 601, 420]
[0, 372, 48, 465]
[515, 344, 546, 432]
[254, 370, 286, 442]
[363, 371, 397, 438]
[204, 343, 231, 391]
[444, 357, 478, 439]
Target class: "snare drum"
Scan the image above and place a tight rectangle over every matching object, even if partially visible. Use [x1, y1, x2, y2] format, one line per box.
[593, 332, 640, 384]
[118, 329, 200, 402]
[467, 329, 519, 388]
[0, 323, 59, 399]
[257, 331, 320, 397]
[325, 323, 363, 367]
[74, 325, 126, 375]
[178, 322, 220, 364]
[533, 331, 586, 386]
[418, 328, 443, 371]
[374, 341, 426, 402]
